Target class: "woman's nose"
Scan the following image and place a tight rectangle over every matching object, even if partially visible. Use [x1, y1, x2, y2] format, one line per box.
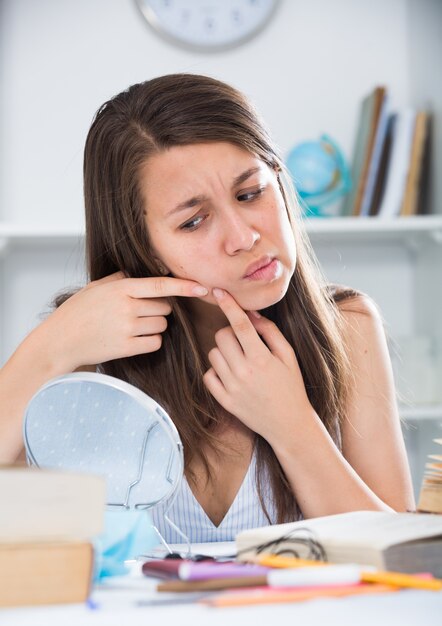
[223, 215, 261, 255]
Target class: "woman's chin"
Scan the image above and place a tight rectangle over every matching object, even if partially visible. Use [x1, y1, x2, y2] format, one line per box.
[235, 285, 289, 312]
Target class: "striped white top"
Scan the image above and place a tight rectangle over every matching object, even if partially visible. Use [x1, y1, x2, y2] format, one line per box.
[150, 451, 278, 543]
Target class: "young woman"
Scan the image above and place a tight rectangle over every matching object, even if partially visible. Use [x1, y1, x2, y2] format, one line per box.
[0, 74, 414, 542]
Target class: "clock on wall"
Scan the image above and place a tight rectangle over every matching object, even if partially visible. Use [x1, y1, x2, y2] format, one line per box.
[135, 0, 280, 52]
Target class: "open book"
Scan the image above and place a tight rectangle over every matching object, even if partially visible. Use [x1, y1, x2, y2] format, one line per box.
[236, 511, 442, 576]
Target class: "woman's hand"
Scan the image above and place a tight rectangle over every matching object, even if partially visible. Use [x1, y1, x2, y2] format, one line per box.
[41, 272, 208, 371]
[203, 288, 314, 446]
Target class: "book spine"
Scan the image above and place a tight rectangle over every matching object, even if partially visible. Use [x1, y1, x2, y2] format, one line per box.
[377, 109, 417, 218]
[359, 94, 390, 216]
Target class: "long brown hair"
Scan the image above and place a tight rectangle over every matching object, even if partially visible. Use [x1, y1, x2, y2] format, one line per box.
[78, 74, 357, 523]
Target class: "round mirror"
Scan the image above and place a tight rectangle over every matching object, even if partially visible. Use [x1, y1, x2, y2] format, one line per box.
[23, 372, 184, 511]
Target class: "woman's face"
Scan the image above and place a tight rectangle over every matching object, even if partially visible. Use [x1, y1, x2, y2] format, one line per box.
[140, 141, 296, 312]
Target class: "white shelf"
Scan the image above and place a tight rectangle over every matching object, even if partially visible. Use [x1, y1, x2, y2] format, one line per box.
[1, 216, 442, 251]
[304, 215, 442, 245]
[399, 405, 442, 421]
[0, 224, 84, 255]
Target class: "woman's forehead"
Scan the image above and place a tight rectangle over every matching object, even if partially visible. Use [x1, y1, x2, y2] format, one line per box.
[139, 142, 269, 213]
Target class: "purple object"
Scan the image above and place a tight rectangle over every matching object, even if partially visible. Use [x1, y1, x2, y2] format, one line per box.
[178, 561, 270, 581]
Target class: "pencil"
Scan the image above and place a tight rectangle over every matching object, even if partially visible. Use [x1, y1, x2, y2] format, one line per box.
[255, 554, 328, 568]
[204, 583, 398, 608]
[157, 576, 267, 592]
[253, 554, 442, 591]
[361, 571, 442, 591]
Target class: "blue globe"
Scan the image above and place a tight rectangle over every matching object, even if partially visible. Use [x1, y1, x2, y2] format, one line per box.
[286, 135, 351, 217]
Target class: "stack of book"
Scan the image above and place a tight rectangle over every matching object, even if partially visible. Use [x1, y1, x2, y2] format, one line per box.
[418, 438, 442, 514]
[0, 466, 105, 607]
[341, 86, 431, 218]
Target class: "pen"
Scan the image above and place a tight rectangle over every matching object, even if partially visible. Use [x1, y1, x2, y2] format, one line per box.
[158, 564, 367, 592]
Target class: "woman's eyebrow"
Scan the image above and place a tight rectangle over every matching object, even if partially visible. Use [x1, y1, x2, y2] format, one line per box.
[166, 194, 207, 218]
[232, 166, 261, 187]
[166, 166, 262, 218]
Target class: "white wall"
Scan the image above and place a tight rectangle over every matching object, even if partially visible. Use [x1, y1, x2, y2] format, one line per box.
[1, 0, 440, 363]
[0, 0, 411, 227]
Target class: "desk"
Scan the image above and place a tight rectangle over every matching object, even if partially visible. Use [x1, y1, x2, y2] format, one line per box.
[2, 544, 442, 626]
[2, 577, 442, 626]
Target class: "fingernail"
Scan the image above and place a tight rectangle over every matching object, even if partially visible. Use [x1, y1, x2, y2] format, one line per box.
[250, 310, 261, 319]
[192, 286, 209, 296]
[212, 288, 225, 300]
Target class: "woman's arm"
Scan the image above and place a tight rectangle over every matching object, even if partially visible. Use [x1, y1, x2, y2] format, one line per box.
[337, 295, 415, 510]
[0, 273, 207, 464]
[204, 290, 415, 517]
[274, 296, 415, 516]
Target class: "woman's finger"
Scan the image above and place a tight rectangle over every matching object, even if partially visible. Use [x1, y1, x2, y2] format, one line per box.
[203, 368, 230, 409]
[132, 316, 168, 337]
[126, 276, 208, 299]
[212, 288, 261, 357]
[207, 346, 234, 387]
[132, 298, 173, 317]
[247, 312, 295, 366]
[126, 334, 164, 356]
[214, 325, 245, 357]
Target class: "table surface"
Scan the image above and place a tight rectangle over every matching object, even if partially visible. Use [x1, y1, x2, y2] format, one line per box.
[2, 542, 442, 626]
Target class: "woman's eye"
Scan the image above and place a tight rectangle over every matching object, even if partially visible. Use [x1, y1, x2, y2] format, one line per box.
[180, 214, 206, 231]
[237, 187, 265, 202]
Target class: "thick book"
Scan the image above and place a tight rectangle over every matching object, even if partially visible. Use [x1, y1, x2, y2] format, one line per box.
[0, 467, 105, 606]
[236, 511, 442, 576]
[400, 111, 430, 216]
[359, 91, 390, 216]
[0, 466, 105, 541]
[377, 109, 417, 218]
[0, 541, 93, 607]
[341, 86, 387, 216]
[368, 113, 395, 216]
[418, 438, 442, 514]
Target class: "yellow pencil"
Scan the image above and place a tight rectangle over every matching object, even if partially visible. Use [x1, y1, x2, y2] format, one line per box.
[255, 554, 328, 568]
[361, 571, 442, 591]
[253, 554, 442, 591]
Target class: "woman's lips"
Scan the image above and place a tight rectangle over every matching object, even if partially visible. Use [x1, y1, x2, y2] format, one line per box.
[243, 258, 281, 281]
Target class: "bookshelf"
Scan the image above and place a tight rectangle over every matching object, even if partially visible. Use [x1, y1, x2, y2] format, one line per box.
[1, 214, 442, 247]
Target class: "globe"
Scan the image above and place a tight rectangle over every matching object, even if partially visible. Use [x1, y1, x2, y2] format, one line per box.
[286, 134, 351, 217]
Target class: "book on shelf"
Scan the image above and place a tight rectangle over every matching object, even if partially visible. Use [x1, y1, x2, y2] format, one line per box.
[0, 466, 105, 607]
[368, 113, 395, 216]
[359, 90, 390, 216]
[400, 111, 431, 216]
[418, 438, 442, 514]
[236, 510, 442, 576]
[341, 86, 387, 217]
[376, 109, 417, 218]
